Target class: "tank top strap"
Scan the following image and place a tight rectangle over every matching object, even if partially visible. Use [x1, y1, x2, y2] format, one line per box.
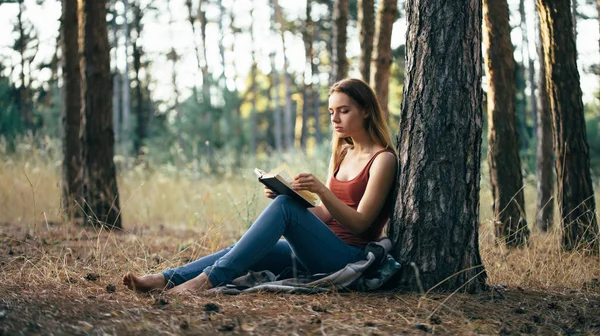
[358, 148, 391, 178]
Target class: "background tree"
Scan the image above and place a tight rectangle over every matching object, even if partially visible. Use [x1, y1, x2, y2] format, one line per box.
[483, 0, 530, 247]
[60, 0, 82, 222]
[535, 6, 554, 232]
[332, 0, 349, 82]
[121, 0, 131, 153]
[14, 0, 38, 134]
[300, 0, 314, 151]
[538, 0, 598, 253]
[80, 0, 122, 229]
[389, 0, 487, 292]
[273, 0, 295, 151]
[371, 0, 397, 120]
[358, 0, 374, 82]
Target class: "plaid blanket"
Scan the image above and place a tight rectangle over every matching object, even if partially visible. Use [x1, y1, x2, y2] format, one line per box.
[209, 238, 401, 295]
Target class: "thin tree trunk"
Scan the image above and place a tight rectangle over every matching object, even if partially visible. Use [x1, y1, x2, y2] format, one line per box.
[597, 0, 600, 63]
[132, 2, 146, 156]
[520, 0, 537, 136]
[332, 0, 349, 82]
[572, 0, 578, 41]
[121, 0, 131, 153]
[301, 0, 313, 151]
[270, 52, 283, 156]
[358, 0, 375, 82]
[60, 0, 83, 223]
[483, 0, 530, 247]
[167, 2, 183, 153]
[312, 20, 322, 146]
[111, 1, 121, 147]
[17, 2, 33, 134]
[538, 0, 598, 253]
[80, 0, 122, 229]
[389, 0, 487, 292]
[372, 0, 397, 121]
[249, 6, 258, 155]
[218, 0, 226, 86]
[535, 7, 554, 232]
[273, 0, 294, 151]
[198, 0, 210, 103]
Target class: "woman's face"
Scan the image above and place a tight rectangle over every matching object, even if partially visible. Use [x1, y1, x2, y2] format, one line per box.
[328, 92, 368, 138]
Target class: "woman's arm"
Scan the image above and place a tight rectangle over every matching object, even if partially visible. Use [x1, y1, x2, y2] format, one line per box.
[293, 152, 397, 235]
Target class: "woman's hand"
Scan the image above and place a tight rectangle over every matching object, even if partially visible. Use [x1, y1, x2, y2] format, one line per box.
[264, 185, 278, 199]
[291, 173, 326, 196]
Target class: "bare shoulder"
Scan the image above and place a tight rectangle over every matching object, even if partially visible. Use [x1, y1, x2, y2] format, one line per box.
[372, 151, 397, 170]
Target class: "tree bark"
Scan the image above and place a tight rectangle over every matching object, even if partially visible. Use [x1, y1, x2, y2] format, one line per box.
[371, 0, 397, 121]
[111, 1, 121, 147]
[80, 0, 122, 229]
[301, 0, 313, 151]
[389, 0, 487, 292]
[249, 6, 258, 154]
[312, 20, 322, 145]
[572, 0, 578, 41]
[520, 0, 537, 137]
[60, 0, 83, 223]
[273, 0, 294, 151]
[538, 0, 598, 253]
[16, 2, 34, 134]
[358, 0, 375, 83]
[132, 2, 147, 157]
[332, 0, 349, 82]
[535, 7, 554, 232]
[121, 0, 131, 153]
[483, 0, 530, 247]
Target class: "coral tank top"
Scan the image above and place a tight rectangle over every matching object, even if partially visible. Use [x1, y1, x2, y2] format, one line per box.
[326, 149, 395, 247]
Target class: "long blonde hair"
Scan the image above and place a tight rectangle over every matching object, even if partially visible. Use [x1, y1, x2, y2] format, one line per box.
[328, 78, 396, 175]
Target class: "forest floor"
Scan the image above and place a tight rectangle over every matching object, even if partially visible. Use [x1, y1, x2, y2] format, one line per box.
[1, 221, 600, 335]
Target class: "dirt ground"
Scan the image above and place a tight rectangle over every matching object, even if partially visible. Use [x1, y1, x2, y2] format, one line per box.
[1, 222, 599, 335]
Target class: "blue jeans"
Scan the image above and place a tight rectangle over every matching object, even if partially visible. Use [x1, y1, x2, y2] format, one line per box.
[162, 195, 366, 287]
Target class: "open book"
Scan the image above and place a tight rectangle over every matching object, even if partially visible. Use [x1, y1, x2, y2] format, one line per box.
[254, 163, 318, 208]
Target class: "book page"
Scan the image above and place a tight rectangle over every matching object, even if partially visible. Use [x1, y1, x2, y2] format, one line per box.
[268, 163, 318, 203]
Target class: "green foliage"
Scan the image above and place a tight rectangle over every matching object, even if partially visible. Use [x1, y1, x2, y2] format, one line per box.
[0, 67, 23, 150]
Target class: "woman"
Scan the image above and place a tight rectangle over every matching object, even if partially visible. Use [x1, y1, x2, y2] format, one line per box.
[123, 78, 397, 295]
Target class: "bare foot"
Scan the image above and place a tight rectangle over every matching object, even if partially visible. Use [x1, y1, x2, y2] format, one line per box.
[167, 273, 213, 296]
[122, 273, 167, 292]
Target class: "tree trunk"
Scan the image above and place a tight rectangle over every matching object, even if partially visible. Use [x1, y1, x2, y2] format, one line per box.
[389, 0, 487, 292]
[80, 0, 122, 229]
[132, 2, 147, 157]
[198, 0, 210, 103]
[332, 0, 349, 82]
[371, 0, 397, 121]
[121, 0, 131, 154]
[273, 0, 294, 151]
[535, 8, 554, 232]
[301, 0, 313, 151]
[249, 6, 258, 155]
[270, 52, 283, 156]
[312, 20, 322, 146]
[572, 0, 578, 41]
[538, 0, 598, 253]
[218, 0, 226, 86]
[520, 0, 537, 137]
[60, 0, 83, 223]
[358, 0, 374, 83]
[483, 0, 530, 247]
[17, 2, 33, 134]
[111, 1, 121, 147]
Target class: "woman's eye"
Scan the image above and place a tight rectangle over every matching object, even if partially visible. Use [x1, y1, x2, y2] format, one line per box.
[341, 110, 349, 114]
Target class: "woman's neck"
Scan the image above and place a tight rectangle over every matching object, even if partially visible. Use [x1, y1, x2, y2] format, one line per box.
[349, 133, 379, 154]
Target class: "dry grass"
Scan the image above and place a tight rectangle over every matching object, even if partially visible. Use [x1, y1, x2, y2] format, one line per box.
[1, 150, 599, 334]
